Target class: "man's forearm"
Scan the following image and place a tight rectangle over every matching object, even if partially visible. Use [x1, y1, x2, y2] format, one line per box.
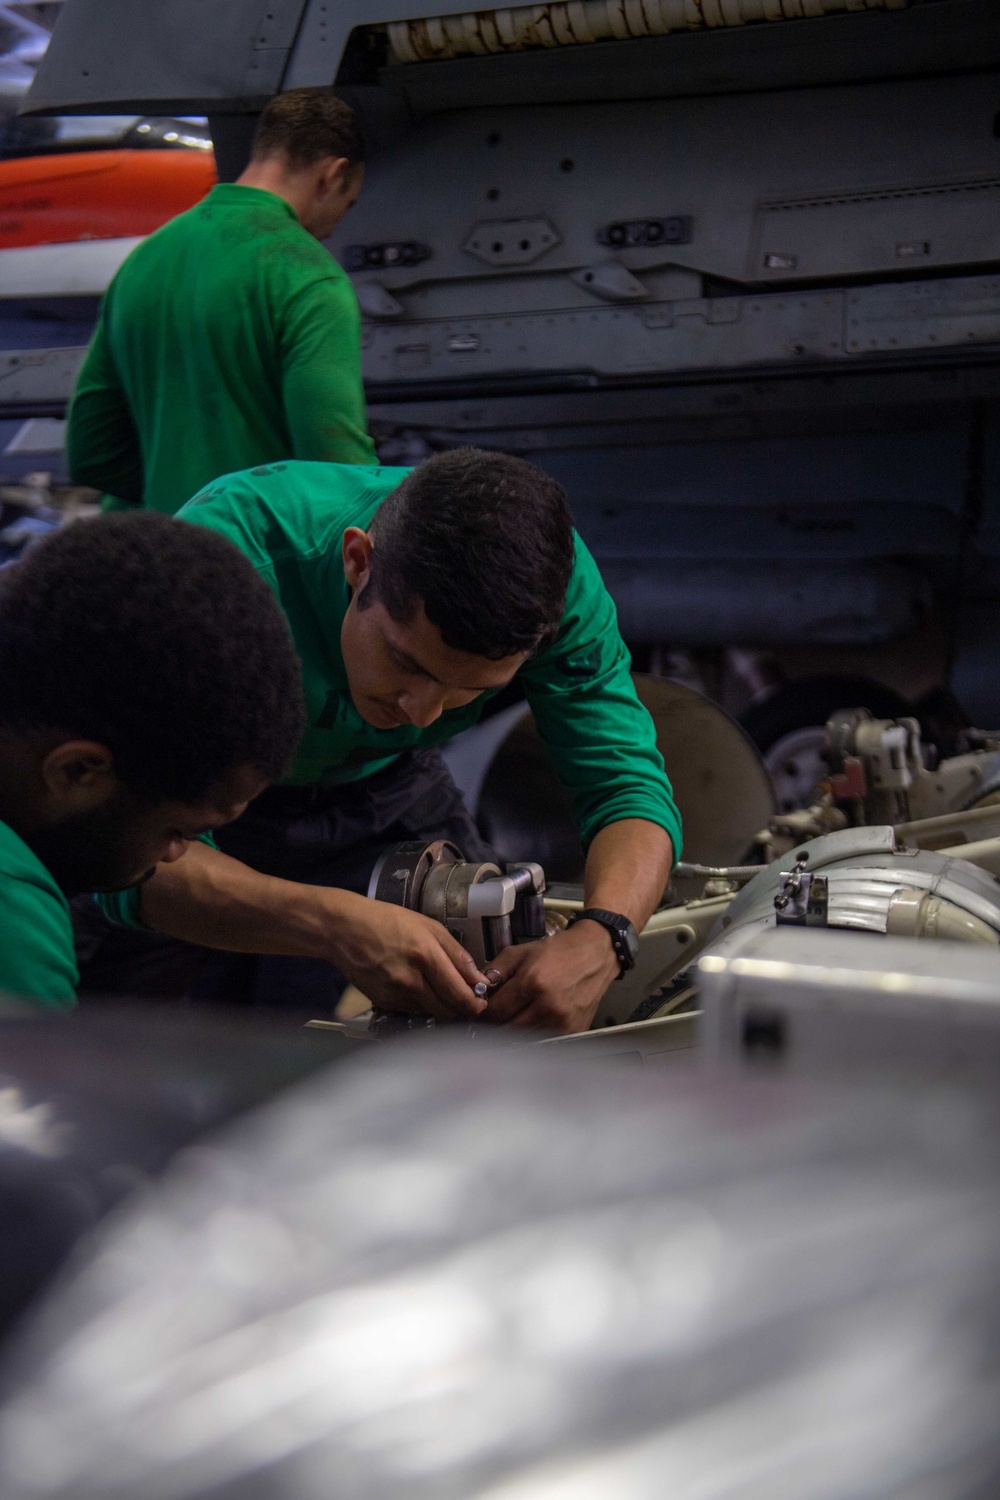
[137, 841, 490, 1021]
[583, 818, 674, 931]
[139, 840, 359, 957]
[483, 818, 674, 1032]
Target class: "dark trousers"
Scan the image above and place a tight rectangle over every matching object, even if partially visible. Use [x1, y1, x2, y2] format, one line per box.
[74, 750, 497, 1017]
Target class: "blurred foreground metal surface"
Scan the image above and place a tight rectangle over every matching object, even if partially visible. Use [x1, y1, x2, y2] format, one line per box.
[0, 1002, 348, 1346]
[1, 1040, 999, 1498]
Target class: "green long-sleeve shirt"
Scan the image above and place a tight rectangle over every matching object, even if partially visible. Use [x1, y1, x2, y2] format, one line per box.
[178, 462, 682, 857]
[66, 184, 376, 515]
[0, 819, 77, 1009]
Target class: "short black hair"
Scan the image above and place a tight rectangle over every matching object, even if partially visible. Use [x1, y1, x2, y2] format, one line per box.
[250, 88, 365, 172]
[0, 512, 304, 804]
[364, 449, 575, 659]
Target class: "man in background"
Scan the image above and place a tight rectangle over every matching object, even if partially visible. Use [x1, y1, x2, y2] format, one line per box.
[66, 87, 375, 514]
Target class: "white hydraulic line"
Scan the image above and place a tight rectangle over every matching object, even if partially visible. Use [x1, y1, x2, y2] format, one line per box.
[674, 861, 763, 884]
[938, 838, 1000, 879]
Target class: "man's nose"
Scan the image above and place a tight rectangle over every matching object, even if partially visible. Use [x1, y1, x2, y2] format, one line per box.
[160, 838, 190, 865]
[399, 686, 445, 729]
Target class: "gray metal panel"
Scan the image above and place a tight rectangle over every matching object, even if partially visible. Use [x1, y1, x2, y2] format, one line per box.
[754, 182, 1000, 285]
[0, 348, 86, 408]
[27, 0, 995, 112]
[570, 502, 959, 561]
[358, 276, 1000, 391]
[23, 0, 308, 115]
[282, 0, 351, 90]
[5, 342, 996, 426]
[365, 363, 1000, 440]
[598, 560, 929, 646]
[699, 925, 1000, 1075]
[286, 0, 998, 101]
[500, 427, 970, 510]
[328, 65, 1000, 405]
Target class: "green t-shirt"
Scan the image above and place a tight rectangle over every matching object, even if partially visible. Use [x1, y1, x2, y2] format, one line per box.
[178, 462, 682, 857]
[0, 820, 77, 1010]
[66, 184, 376, 515]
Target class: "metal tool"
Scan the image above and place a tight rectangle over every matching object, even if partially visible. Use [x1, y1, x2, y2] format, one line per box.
[368, 839, 546, 971]
[365, 840, 546, 1031]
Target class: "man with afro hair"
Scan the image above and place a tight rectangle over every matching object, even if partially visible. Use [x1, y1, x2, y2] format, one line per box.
[0, 512, 489, 1018]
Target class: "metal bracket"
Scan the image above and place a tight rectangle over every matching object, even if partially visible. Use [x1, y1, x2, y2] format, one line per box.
[597, 216, 693, 249]
[774, 860, 829, 927]
[464, 218, 560, 266]
[572, 261, 649, 302]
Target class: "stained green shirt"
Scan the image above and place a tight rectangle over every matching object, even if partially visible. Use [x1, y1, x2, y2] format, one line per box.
[178, 462, 682, 856]
[66, 184, 376, 515]
[0, 820, 77, 1010]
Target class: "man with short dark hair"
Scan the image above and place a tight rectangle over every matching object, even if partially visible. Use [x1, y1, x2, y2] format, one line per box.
[141, 448, 680, 1034]
[0, 512, 489, 1018]
[67, 88, 375, 515]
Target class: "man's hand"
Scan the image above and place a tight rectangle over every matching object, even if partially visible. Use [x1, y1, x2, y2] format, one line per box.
[477, 819, 675, 1034]
[138, 842, 489, 1023]
[328, 896, 490, 1023]
[482, 918, 620, 1034]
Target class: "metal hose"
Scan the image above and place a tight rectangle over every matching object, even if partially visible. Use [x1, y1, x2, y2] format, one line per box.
[674, 861, 764, 883]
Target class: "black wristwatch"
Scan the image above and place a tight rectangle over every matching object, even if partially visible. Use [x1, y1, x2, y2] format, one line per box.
[567, 908, 639, 979]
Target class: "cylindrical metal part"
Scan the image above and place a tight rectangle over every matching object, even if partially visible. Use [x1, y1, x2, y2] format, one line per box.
[885, 889, 999, 945]
[487, 913, 514, 955]
[702, 827, 1000, 961]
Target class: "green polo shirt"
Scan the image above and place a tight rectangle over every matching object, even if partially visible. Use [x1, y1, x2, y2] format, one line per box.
[66, 184, 376, 515]
[0, 819, 77, 1010]
[178, 462, 682, 856]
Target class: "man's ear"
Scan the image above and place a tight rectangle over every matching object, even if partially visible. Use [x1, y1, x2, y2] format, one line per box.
[319, 155, 352, 198]
[39, 740, 117, 814]
[342, 527, 375, 595]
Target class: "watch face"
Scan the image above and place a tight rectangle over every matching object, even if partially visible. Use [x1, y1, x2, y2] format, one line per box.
[622, 923, 640, 961]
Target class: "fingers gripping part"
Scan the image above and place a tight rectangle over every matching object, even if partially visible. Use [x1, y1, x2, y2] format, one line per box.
[366, 839, 546, 1027]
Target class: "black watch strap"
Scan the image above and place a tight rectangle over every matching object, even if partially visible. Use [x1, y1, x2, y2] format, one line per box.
[568, 908, 639, 978]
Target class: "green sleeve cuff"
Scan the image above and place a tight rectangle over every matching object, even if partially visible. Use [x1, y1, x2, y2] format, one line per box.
[579, 803, 683, 866]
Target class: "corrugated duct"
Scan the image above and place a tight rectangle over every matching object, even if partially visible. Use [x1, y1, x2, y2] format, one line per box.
[387, 0, 910, 63]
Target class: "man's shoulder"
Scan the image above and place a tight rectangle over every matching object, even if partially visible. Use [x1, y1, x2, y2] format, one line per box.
[0, 820, 63, 898]
[201, 186, 349, 289]
[178, 461, 412, 548]
[0, 821, 76, 1007]
[106, 199, 216, 301]
[113, 196, 211, 266]
[113, 187, 340, 287]
[563, 530, 611, 609]
[524, 532, 621, 679]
